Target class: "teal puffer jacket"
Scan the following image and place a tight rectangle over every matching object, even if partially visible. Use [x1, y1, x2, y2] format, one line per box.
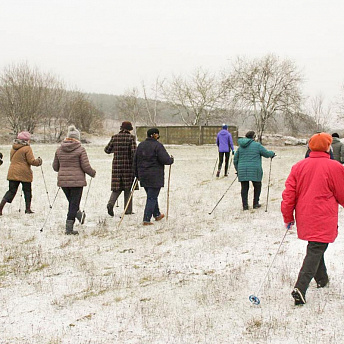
[234, 138, 275, 182]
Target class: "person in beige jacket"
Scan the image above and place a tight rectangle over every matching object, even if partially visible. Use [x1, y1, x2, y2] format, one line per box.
[0, 131, 42, 215]
[53, 125, 96, 235]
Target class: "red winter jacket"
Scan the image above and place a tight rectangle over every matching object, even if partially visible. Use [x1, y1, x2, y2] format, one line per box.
[281, 151, 344, 243]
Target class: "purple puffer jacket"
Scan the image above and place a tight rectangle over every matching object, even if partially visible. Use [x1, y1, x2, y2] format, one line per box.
[216, 130, 234, 152]
[52, 139, 96, 187]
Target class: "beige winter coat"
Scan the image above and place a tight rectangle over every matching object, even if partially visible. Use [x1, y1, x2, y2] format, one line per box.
[52, 139, 96, 187]
[7, 140, 41, 182]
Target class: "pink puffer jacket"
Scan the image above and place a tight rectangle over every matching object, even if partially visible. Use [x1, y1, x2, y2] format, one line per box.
[52, 139, 96, 187]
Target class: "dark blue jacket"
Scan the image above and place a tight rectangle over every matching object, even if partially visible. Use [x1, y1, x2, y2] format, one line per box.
[134, 138, 174, 188]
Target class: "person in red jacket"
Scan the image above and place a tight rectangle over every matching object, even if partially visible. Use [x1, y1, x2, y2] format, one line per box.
[281, 132, 344, 305]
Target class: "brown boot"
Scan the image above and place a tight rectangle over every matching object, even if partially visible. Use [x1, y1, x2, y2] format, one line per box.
[0, 199, 7, 216]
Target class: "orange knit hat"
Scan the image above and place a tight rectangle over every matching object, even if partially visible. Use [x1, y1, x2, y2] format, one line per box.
[308, 132, 332, 152]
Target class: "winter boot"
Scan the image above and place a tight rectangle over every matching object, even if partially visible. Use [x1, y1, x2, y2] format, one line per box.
[107, 203, 114, 217]
[291, 288, 306, 306]
[76, 210, 86, 224]
[0, 199, 7, 216]
[216, 170, 220, 178]
[65, 220, 79, 235]
[25, 201, 34, 214]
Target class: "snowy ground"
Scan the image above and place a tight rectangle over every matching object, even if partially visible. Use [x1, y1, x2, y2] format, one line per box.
[0, 143, 343, 343]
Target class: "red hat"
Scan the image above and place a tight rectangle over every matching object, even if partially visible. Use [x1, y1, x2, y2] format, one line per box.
[308, 132, 332, 152]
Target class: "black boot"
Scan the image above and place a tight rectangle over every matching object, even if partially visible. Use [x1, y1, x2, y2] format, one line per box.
[25, 201, 34, 214]
[107, 203, 114, 217]
[76, 210, 86, 224]
[65, 220, 79, 235]
[0, 199, 7, 216]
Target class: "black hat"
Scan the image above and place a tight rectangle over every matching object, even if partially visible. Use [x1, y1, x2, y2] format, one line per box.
[332, 133, 339, 138]
[147, 128, 159, 137]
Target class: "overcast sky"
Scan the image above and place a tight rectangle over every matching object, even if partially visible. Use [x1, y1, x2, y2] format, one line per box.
[1, 0, 343, 104]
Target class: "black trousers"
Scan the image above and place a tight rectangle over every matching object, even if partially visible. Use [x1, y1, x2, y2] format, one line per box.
[108, 190, 132, 214]
[218, 152, 230, 174]
[3, 180, 32, 203]
[62, 187, 83, 221]
[240, 181, 262, 207]
[295, 241, 328, 294]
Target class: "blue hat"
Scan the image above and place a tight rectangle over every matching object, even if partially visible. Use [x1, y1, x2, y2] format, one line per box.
[222, 124, 228, 129]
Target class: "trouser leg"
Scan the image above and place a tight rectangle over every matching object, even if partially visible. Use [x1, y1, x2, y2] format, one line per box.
[241, 181, 249, 209]
[3, 180, 20, 203]
[108, 191, 121, 206]
[253, 181, 262, 206]
[218, 152, 224, 171]
[294, 241, 328, 295]
[21, 182, 32, 210]
[62, 187, 83, 221]
[224, 152, 230, 175]
[124, 189, 133, 214]
[143, 187, 161, 222]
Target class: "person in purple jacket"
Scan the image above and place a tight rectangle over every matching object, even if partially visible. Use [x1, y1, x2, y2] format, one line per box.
[216, 124, 235, 177]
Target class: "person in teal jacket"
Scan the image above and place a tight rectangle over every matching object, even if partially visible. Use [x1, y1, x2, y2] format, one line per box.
[234, 131, 275, 210]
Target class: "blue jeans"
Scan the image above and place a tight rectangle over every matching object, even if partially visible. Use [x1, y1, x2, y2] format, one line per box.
[143, 187, 161, 222]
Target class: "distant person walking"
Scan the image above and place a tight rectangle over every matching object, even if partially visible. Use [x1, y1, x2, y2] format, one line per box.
[0, 131, 42, 215]
[216, 124, 235, 177]
[282, 132, 344, 305]
[234, 131, 275, 210]
[331, 133, 344, 163]
[53, 125, 96, 235]
[134, 128, 174, 225]
[104, 121, 137, 217]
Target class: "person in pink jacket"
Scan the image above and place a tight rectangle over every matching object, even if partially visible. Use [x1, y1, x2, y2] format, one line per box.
[282, 132, 344, 305]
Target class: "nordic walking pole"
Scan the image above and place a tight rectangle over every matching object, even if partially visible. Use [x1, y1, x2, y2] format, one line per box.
[82, 177, 93, 213]
[40, 165, 52, 208]
[19, 186, 23, 213]
[249, 224, 291, 305]
[166, 165, 172, 220]
[118, 178, 138, 229]
[40, 188, 61, 232]
[212, 157, 218, 176]
[208, 175, 238, 215]
[265, 157, 273, 212]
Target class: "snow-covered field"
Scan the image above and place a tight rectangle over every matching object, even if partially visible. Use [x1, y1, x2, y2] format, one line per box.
[0, 142, 343, 343]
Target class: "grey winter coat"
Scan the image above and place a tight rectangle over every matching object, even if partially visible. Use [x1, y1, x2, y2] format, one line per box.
[331, 137, 344, 163]
[52, 139, 96, 187]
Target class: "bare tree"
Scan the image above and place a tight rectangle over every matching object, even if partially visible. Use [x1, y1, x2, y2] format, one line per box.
[116, 88, 143, 126]
[142, 78, 163, 126]
[307, 93, 332, 132]
[160, 68, 227, 126]
[0, 62, 57, 134]
[227, 54, 303, 142]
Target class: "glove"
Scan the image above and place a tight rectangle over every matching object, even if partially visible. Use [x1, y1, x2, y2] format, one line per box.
[37, 157, 43, 166]
[271, 153, 276, 159]
[232, 150, 235, 155]
[285, 222, 294, 230]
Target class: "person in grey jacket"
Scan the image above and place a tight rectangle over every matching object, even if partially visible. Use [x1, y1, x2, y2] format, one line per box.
[331, 133, 344, 163]
[53, 125, 96, 235]
[134, 128, 174, 225]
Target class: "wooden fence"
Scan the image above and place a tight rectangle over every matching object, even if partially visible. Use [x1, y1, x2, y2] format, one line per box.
[136, 126, 238, 145]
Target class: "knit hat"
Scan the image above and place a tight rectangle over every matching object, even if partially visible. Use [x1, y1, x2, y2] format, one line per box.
[17, 131, 31, 141]
[67, 125, 80, 140]
[308, 132, 332, 152]
[147, 128, 159, 137]
[120, 121, 133, 131]
[245, 131, 256, 139]
[222, 124, 228, 130]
